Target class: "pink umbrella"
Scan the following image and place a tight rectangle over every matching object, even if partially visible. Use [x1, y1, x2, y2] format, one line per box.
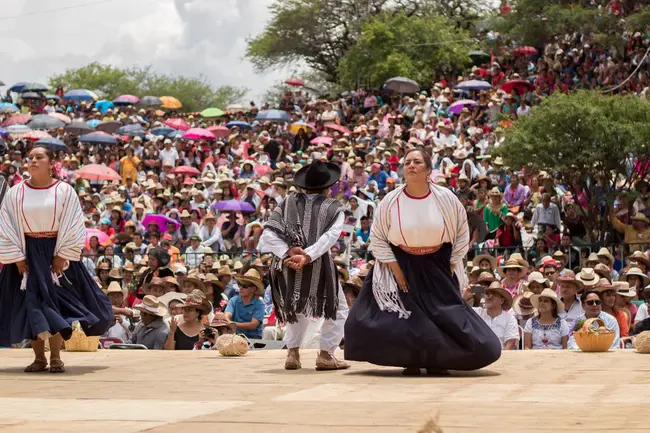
[76, 164, 121, 181]
[207, 125, 230, 139]
[164, 118, 190, 131]
[254, 164, 273, 176]
[48, 112, 71, 124]
[85, 228, 111, 249]
[1, 114, 31, 127]
[182, 128, 215, 140]
[285, 77, 304, 87]
[170, 166, 201, 176]
[324, 124, 352, 135]
[311, 136, 333, 145]
[113, 95, 140, 105]
[23, 130, 51, 141]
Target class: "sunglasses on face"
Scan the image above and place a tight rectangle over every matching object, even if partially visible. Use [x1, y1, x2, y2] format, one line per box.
[585, 300, 601, 306]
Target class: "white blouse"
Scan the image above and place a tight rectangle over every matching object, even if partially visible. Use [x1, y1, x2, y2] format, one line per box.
[523, 316, 570, 350]
[387, 190, 447, 248]
[20, 181, 68, 233]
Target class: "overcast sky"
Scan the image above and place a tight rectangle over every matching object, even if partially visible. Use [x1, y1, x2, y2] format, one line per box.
[0, 0, 288, 101]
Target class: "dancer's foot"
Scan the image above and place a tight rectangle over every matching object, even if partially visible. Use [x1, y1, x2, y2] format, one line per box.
[426, 368, 450, 376]
[49, 358, 65, 373]
[285, 348, 301, 370]
[315, 351, 350, 371]
[402, 367, 421, 376]
[24, 358, 48, 373]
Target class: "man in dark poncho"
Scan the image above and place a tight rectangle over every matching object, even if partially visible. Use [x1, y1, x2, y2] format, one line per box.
[261, 160, 350, 371]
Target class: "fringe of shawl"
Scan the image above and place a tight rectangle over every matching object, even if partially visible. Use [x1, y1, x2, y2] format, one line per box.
[371, 261, 411, 319]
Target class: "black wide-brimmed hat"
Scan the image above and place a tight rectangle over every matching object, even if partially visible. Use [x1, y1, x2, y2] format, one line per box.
[294, 160, 341, 190]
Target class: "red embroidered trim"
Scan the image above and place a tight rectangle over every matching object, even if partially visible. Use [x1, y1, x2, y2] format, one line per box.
[403, 188, 431, 200]
[24, 180, 59, 190]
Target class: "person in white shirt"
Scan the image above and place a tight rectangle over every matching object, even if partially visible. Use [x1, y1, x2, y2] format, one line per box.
[159, 139, 179, 167]
[567, 290, 620, 350]
[185, 235, 205, 269]
[473, 281, 519, 350]
[102, 282, 132, 342]
[557, 272, 585, 331]
[199, 213, 222, 252]
[516, 99, 531, 117]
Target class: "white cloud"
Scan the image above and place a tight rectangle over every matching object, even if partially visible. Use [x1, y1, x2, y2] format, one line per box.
[0, 0, 286, 101]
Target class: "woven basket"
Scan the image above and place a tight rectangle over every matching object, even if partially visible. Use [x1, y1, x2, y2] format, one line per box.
[634, 331, 650, 353]
[64, 330, 100, 352]
[573, 318, 615, 352]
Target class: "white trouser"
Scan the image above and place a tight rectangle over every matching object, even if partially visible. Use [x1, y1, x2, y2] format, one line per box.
[283, 286, 348, 354]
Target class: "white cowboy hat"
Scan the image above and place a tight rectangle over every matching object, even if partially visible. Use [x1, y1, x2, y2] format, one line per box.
[134, 295, 168, 317]
[531, 288, 565, 314]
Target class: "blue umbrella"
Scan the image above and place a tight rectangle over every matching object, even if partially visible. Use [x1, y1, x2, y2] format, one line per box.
[168, 130, 184, 139]
[79, 132, 117, 146]
[151, 126, 177, 137]
[226, 120, 251, 129]
[8, 82, 28, 93]
[21, 82, 48, 93]
[95, 100, 115, 114]
[0, 128, 9, 138]
[255, 109, 290, 122]
[87, 119, 102, 128]
[36, 137, 67, 152]
[63, 89, 98, 101]
[116, 124, 146, 137]
[455, 80, 492, 91]
[0, 103, 19, 114]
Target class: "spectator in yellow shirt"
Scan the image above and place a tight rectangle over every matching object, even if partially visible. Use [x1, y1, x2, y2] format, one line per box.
[610, 212, 650, 252]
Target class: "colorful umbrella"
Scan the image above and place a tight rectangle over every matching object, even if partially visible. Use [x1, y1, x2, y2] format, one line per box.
[160, 96, 182, 109]
[27, 114, 64, 130]
[23, 130, 50, 141]
[164, 118, 190, 131]
[448, 99, 478, 115]
[226, 120, 251, 129]
[140, 96, 163, 106]
[170, 166, 201, 176]
[65, 120, 94, 135]
[501, 79, 535, 94]
[49, 112, 71, 124]
[142, 214, 180, 232]
[0, 103, 19, 114]
[36, 137, 67, 152]
[514, 46, 538, 56]
[456, 80, 492, 91]
[1, 114, 31, 127]
[289, 121, 315, 135]
[324, 124, 351, 135]
[225, 104, 247, 113]
[63, 89, 98, 101]
[75, 164, 121, 181]
[285, 77, 304, 87]
[79, 132, 117, 146]
[207, 125, 230, 139]
[211, 200, 255, 213]
[151, 126, 178, 137]
[85, 228, 111, 249]
[182, 128, 215, 140]
[95, 120, 122, 134]
[385, 77, 419, 93]
[6, 124, 31, 135]
[254, 165, 273, 177]
[310, 136, 333, 145]
[95, 100, 115, 114]
[113, 95, 140, 105]
[86, 119, 102, 128]
[200, 107, 225, 118]
[255, 109, 290, 122]
[8, 82, 28, 93]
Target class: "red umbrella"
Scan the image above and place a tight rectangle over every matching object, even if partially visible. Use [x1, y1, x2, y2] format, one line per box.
[76, 164, 121, 181]
[1, 114, 31, 127]
[170, 166, 201, 177]
[207, 125, 230, 139]
[514, 46, 537, 56]
[164, 118, 190, 131]
[501, 79, 535, 95]
[285, 77, 304, 87]
[23, 130, 50, 141]
[324, 124, 352, 135]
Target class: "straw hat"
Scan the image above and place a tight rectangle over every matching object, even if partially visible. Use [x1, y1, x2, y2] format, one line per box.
[486, 281, 513, 310]
[620, 267, 650, 286]
[596, 247, 614, 266]
[145, 277, 167, 293]
[594, 263, 611, 279]
[204, 273, 224, 289]
[163, 276, 181, 291]
[531, 288, 565, 313]
[628, 251, 650, 267]
[614, 281, 637, 298]
[177, 289, 212, 315]
[556, 272, 584, 291]
[576, 268, 599, 288]
[158, 291, 187, 308]
[513, 291, 536, 317]
[216, 265, 234, 277]
[108, 268, 122, 280]
[498, 258, 524, 277]
[585, 252, 600, 264]
[593, 278, 615, 293]
[343, 276, 363, 293]
[472, 254, 497, 271]
[234, 268, 265, 295]
[632, 213, 650, 224]
[477, 271, 496, 284]
[525, 271, 549, 287]
[184, 272, 206, 291]
[509, 252, 529, 268]
[210, 312, 237, 331]
[134, 295, 168, 317]
[104, 281, 123, 295]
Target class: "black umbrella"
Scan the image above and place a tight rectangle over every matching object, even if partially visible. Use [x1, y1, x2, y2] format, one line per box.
[79, 132, 117, 146]
[20, 92, 43, 100]
[21, 82, 48, 93]
[36, 137, 67, 152]
[27, 114, 64, 130]
[140, 96, 162, 106]
[65, 120, 94, 135]
[116, 124, 146, 137]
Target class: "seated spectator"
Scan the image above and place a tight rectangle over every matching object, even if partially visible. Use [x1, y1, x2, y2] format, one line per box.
[131, 295, 169, 349]
[103, 281, 132, 342]
[557, 272, 585, 331]
[524, 288, 570, 350]
[522, 271, 549, 295]
[495, 212, 521, 248]
[531, 193, 561, 232]
[596, 279, 630, 337]
[472, 281, 519, 350]
[164, 290, 211, 350]
[610, 212, 650, 252]
[567, 290, 621, 350]
[225, 269, 266, 339]
[194, 313, 237, 350]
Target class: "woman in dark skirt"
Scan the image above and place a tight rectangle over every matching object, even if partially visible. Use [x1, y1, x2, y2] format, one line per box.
[0, 145, 113, 373]
[344, 147, 501, 375]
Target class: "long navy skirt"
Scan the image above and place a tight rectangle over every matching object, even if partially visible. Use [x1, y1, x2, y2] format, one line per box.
[0, 236, 113, 346]
[344, 243, 501, 371]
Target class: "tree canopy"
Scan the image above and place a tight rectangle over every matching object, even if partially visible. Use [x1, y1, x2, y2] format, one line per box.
[495, 90, 650, 241]
[338, 11, 472, 89]
[48, 63, 247, 113]
[246, 0, 489, 84]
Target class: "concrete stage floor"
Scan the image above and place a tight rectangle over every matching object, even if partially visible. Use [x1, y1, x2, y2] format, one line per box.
[0, 349, 647, 433]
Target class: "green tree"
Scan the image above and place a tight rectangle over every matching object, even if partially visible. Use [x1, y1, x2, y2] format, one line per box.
[338, 11, 472, 89]
[246, 0, 491, 84]
[49, 63, 247, 113]
[495, 91, 650, 242]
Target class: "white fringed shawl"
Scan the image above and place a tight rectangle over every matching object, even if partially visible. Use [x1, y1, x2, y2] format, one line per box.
[368, 182, 470, 319]
[0, 181, 86, 264]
